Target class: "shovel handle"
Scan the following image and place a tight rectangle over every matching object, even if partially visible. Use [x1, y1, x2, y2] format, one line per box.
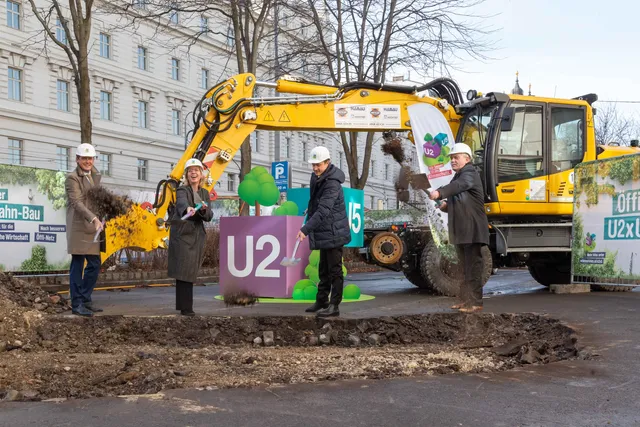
[291, 238, 301, 258]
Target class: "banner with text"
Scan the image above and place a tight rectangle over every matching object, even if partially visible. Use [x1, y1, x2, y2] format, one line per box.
[286, 187, 364, 247]
[572, 153, 640, 285]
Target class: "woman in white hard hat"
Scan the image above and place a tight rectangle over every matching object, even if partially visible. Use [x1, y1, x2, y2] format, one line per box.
[65, 143, 104, 317]
[167, 158, 213, 316]
[428, 143, 489, 313]
[297, 146, 351, 317]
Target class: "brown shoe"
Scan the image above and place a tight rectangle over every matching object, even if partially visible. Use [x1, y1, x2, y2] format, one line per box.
[459, 305, 483, 313]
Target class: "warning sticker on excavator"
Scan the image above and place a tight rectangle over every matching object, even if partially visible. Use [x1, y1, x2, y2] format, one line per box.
[279, 111, 291, 122]
[334, 104, 401, 128]
[264, 111, 275, 121]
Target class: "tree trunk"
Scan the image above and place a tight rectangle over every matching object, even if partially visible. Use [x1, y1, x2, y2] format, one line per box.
[239, 136, 252, 216]
[77, 43, 92, 145]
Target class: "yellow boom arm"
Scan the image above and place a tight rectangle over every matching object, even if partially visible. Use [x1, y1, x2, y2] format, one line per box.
[100, 73, 462, 263]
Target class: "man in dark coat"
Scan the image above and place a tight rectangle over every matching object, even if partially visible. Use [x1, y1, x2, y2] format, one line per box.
[297, 146, 351, 317]
[167, 158, 213, 316]
[65, 143, 104, 317]
[429, 143, 489, 313]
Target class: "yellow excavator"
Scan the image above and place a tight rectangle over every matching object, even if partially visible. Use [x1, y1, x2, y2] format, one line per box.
[101, 72, 640, 295]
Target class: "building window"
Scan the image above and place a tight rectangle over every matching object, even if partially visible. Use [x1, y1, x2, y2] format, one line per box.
[200, 16, 209, 33]
[370, 160, 376, 177]
[370, 195, 375, 209]
[227, 173, 236, 192]
[171, 58, 179, 80]
[282, 136, 290, 158]
[99, 33, 111, 58]
[137, 100, 148, 128]
[169, 9, 178, 24]
[172, 109, 181, 135]
[137, 46, 147, 70]
[132, 0, 147, 9]
[99, 91, 112, 120]
[137, 159, 148, 181]
[338, 152, 343, 169]
[8, 67, 22, 101]
[55, 18, 67, 44]
[98, 153, 111, 176]
[6, 0, 20, 29]
[56, 80, 70, 111]
[384, 163, 390, 180]
[226, 25, 234, 47]
[302, 140, 308, 162]
[251, 132, 260, 153]
[8, 138, 22, 165]
[201, 68, 209, 90]
[56, 146, 70, 171]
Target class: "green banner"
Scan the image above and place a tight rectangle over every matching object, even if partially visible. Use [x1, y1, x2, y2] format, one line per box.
[0, 203, 44, 222]
[287, 187, 364, 247]
[0, 189, 7, 201]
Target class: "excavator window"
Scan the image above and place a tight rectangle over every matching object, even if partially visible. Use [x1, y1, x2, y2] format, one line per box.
[458, 105, 497, 165]
[550, 107, 585, 172]
[497, 104, 544, 182]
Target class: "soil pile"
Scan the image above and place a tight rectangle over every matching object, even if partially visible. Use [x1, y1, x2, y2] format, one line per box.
[0, 272, 70, 313]
[87, 186, 133, 220]
[0, 312, 584, 401]
[221, 290, 258, 307]
[0, 273, 70, 353]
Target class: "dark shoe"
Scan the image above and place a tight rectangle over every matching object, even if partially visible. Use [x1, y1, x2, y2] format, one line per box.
[85, 303, 103, 313]
[180, 309, 195, 316]
[305, 302, 329, 313]
[316, 304, 339, 318]
[72, 306, 94, 317]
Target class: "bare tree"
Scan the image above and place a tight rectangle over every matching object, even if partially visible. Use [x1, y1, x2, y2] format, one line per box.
[27, 0, 95, 145]
[595, 102, 639, 146]
[111, 0, 277, 214]
[276, 0, 494, 189]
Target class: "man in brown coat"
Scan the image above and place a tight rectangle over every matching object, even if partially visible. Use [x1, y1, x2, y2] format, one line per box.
[65, 143, 104, 317]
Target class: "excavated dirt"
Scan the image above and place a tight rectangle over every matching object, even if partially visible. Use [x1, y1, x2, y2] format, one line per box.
[86, 186, 133, 220]
[0, 274, 584, 402]
[381, 138, 406, 163]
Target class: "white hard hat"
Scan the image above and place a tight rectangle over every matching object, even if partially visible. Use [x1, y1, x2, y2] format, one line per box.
[184, 158, 204, 171]
[308, 146, 331, 164]
[76, 143, 96, 157]
[448, 143, 473, 158]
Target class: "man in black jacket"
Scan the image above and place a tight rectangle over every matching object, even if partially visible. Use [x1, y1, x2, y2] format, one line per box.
[297, 146, 351, 317]
[429, 143, 489, 313]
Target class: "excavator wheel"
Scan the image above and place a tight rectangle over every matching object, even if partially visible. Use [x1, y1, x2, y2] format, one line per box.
[420, 240, 492, 297]
[369, 232, 404, 266]
[527, 256, 570, 287]
[401, 249, 438, 294]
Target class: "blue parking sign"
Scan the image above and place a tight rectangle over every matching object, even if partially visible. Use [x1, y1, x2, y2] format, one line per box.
[271, 161, 289, 192]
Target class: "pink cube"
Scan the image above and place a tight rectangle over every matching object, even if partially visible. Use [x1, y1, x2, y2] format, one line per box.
[219, 216, 311, 298]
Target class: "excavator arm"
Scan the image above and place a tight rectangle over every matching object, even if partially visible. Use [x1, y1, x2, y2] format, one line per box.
[100, 73, 463, 263]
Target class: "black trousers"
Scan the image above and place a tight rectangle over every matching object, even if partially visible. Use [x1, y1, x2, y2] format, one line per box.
[176, 280, 193, 311]
[316, 247, 344, 306]
[455, 243, 484, 306]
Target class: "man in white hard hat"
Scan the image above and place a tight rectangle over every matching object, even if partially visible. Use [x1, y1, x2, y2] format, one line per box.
[428, 143, 489, 313]
[65, 143, 104, 317]
[297, 146, 351, 317]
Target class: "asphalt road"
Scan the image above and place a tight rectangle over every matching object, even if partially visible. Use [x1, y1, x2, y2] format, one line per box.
[2, 270, 640, 427]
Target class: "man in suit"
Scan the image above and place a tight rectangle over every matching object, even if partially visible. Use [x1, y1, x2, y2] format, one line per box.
[429, 143, 489, 313]
[65, 143, 103, 317]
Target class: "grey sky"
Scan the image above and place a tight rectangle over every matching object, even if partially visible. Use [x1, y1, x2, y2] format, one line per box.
[445, 0, 640, 119]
